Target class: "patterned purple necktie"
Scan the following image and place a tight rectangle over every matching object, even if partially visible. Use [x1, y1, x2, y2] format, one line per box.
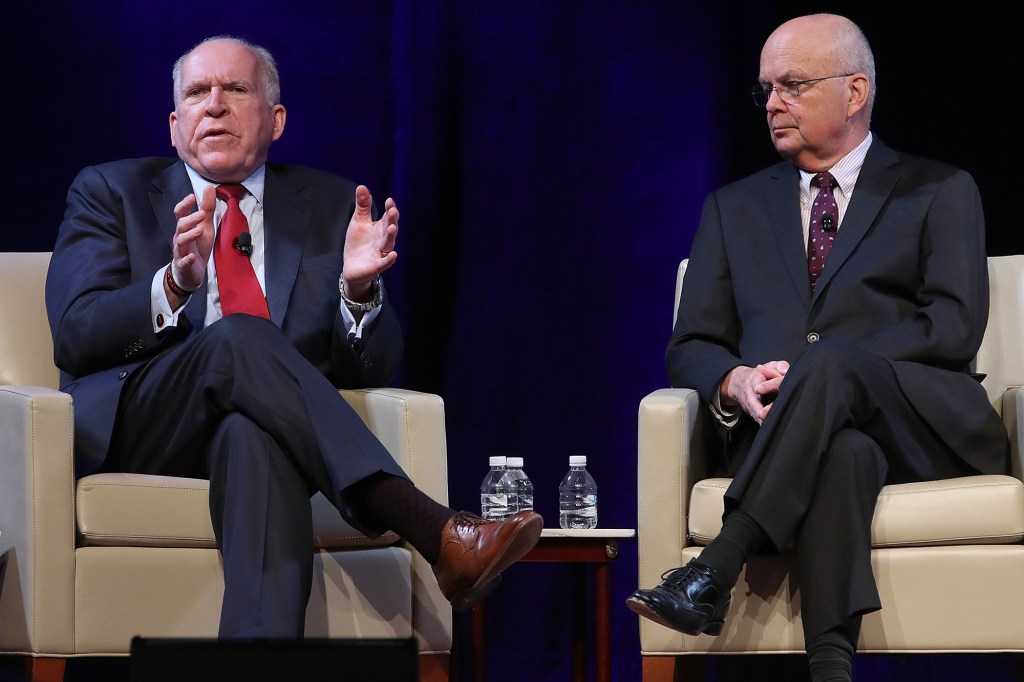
[807, 171, 838, 292]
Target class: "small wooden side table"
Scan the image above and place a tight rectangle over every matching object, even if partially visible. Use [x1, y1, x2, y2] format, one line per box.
[468, 528, 635, 682]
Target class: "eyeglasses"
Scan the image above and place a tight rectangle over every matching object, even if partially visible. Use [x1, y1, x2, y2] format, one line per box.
[751, 73, 854, 107]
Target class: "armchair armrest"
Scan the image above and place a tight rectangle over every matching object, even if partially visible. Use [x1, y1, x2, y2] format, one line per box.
[339, 387, 452, 653]
[636, 388, 706, 593]
[1001, 386, 1024, 481]
[339, 388, 448, 508]
[0, 385, 76, 654]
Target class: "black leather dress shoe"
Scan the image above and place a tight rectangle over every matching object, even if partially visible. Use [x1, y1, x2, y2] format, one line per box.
[625, 559, 731, 636]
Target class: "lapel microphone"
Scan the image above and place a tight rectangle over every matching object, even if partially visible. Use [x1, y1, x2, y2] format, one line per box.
[234, 232, 253, 257]
[822, 213, 836, 232]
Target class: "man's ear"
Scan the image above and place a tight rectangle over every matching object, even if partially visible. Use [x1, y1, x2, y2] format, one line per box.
[846, 74, 870, 118]
[271, 104, 287, 142]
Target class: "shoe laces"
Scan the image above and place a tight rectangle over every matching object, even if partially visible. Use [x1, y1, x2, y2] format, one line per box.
[440, 512, 489, 555]
[450, 511, 488, 530]
[659, 562, 707, 589]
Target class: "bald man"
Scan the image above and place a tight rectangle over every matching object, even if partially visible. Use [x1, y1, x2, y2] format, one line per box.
[627, 14, 1006, 681]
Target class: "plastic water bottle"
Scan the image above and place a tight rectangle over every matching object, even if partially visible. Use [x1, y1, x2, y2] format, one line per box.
[559, 455, 598, 529]
[506, 457, 534, 512]
[480, 456, 517, 520]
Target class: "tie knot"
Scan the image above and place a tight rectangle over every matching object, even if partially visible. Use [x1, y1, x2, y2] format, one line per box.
[812, 172, 836, 191]
[216, 183, 247, 202]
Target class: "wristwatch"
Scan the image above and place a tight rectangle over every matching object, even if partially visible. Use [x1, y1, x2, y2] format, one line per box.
[339, 274, 383, 312]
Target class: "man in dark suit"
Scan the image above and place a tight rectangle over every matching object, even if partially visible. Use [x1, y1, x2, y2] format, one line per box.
[45, 35, 542, 638]
[626, 14, 1007, 682]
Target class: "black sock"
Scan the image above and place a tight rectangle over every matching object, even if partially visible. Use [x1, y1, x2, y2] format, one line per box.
[694, 509, 767, 590]
[348, 473, 455, 564]
[806, 618, 859, 682]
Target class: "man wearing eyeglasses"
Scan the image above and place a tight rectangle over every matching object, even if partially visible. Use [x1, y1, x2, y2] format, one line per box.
[627, 13, 1007, 681]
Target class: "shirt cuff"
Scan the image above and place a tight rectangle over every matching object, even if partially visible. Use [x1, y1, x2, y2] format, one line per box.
[709, 383, 741, 429]
[339, 300, 382, 342]
[151, 265, 189, 333]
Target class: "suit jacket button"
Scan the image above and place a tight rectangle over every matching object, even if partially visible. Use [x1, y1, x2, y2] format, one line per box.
[118, 370, 129, 380]
[806, 332, 820, 343]
[362, 358, 374, 368]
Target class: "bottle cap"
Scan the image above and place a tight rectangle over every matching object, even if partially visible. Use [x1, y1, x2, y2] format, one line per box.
[569, 455, 587, 466]
[507, 456, 524, 467]
[489, 456, 507, 466]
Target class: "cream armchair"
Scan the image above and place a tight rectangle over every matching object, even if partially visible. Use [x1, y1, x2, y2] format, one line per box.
[636, 256, 1024, 680]
[0, 253, 452, 682]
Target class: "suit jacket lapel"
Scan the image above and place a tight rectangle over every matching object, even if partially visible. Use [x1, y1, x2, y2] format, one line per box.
[766, 162, 812, 307]
[263, 166, 312, 325]
[811, 138, 901, 301]
[149, 161, 209, 330]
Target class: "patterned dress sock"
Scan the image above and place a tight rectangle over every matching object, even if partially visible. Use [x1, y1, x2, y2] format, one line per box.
[349, 473, 455, 564]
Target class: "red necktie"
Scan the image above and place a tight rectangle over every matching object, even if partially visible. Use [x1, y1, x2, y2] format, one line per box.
[807, 171, 839, 292]
[214, 184, 270, 319]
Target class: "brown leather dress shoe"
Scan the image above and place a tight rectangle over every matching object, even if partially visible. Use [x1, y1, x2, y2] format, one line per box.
[432, 509, 543, 611]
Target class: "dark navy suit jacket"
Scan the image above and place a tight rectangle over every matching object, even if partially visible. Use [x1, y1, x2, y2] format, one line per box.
[45, 158, 402, 476]
[667, 138, 1007, 479]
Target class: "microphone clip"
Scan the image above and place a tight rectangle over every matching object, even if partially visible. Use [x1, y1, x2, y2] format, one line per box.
[821, 213, 836, 233]
[234, 232, 253, 257]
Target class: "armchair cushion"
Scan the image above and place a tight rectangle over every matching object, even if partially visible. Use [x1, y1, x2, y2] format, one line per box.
[76, 474, 400, 550]
[688, 475, 1024, 548]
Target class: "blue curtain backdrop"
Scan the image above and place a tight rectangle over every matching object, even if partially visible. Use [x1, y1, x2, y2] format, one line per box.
[3, 1, 1018, 680]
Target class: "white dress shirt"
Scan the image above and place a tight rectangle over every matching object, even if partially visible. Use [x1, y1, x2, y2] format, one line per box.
[150, 164, 380, 338]
[709, 132, 874, 427]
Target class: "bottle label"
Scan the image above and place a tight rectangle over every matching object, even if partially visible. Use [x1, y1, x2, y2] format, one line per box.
[481, 493, 511, 520]
[558, 491, 598, 529]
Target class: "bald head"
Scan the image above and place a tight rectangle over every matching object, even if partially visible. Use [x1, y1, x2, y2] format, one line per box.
[758, 14, 875, 171]
[766, 14, 875, 109]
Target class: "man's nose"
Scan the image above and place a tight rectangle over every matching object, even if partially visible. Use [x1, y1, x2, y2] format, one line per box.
[205, 87, 227, 115]
[765, 88, 787, 112]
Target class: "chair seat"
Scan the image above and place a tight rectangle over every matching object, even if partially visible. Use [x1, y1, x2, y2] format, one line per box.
[76, 472, 400, 550]
[688, 474, 1024, 547]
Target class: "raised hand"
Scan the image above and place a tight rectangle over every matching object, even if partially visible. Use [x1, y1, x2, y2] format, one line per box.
[170, 185, 216, 293]
[342, 185, 399, 301]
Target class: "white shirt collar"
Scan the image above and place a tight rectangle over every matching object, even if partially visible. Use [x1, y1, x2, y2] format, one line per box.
[183, 163, 266, 206]
[798, 131, 873, 194]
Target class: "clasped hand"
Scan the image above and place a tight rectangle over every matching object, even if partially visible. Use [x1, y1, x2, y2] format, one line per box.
[720, 360, 790, 424]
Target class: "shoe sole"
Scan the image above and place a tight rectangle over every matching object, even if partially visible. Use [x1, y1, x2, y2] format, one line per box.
[450, 573, 502, 612]
[448, 514, 543, 611]
[625, 596, 724, 637]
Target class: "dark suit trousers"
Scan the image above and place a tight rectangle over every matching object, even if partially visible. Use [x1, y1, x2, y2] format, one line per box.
[108, 314, 408, 637]
[724, 339, 995, 640]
